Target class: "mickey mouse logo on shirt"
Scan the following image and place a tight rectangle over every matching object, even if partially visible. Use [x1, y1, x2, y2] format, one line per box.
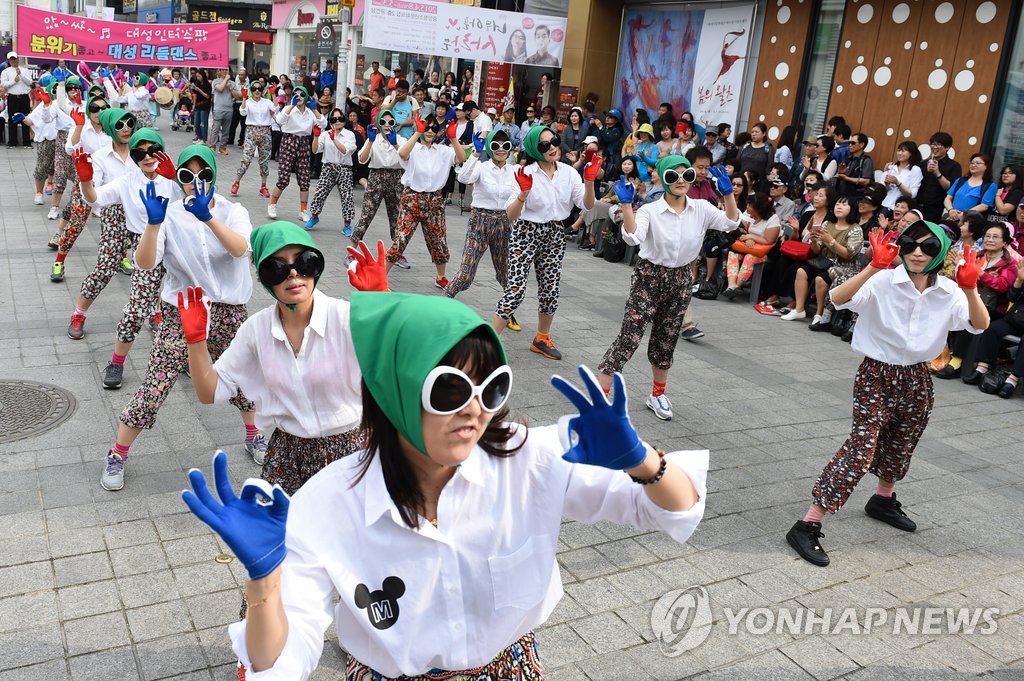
[354, 576, 406, 630]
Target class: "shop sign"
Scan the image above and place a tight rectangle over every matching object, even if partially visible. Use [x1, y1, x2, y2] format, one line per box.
[557, 85, 578, 122]
[481, 62, 511, 113]
[189, 5, 276, 32]
[289, 3, 320, 30]
[315, 20, 338, 59]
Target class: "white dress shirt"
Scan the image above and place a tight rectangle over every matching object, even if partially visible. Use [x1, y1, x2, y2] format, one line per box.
[228, 424, 707, 678]
[505, 163, 586, 222]
[473, 112, 493, 136]
[125, 86, 150, 113]
[213, 290, 362, 438]
[367, 136, 402, 170]
[143, 194, 253, 306]
[624, 196, 740, 268]
[65, 125, 111, 155]
[241, 98, 276, 127]
[837, 266, 982, 365]
[0, 66, 32, 94]
[457, 155, 516, 210]
[88, 168, 183, 235]
[400, 142, 454, 192]
[276, 106, 324, 135]
[26, 103, 73, 141]
[88, 145, 133, 188]
[882, 164, 924, 209]
[316, 128, 356, 166]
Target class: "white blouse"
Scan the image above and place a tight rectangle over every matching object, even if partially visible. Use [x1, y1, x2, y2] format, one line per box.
[399, 143, 454, 193]
[241, 98, 277, 127]
[457, 155, 517, 210]
[504, 163, 586, 222]
[881, 163, 923, 209]
[89, 168, 183, 235]
[65, 125, 111, 155]
[316, 128, 356, 166]
[366, 136, 402, 170]
[276, 106, 325, 135]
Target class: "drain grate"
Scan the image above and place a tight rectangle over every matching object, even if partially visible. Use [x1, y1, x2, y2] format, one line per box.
[0, 380, 78, 444]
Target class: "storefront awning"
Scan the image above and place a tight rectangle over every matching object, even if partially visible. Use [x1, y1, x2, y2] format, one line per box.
[238, 31, 274, 45]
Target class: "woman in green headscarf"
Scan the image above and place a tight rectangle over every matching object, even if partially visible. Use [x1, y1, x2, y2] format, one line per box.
[48, 75, 84, 222]
[123, 70, 154, 128]
[350, 108, 405, 264]
[180, 292, 706, 679]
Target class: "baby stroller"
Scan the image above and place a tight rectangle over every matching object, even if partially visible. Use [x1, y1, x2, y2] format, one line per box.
[171, 92, 194, 132]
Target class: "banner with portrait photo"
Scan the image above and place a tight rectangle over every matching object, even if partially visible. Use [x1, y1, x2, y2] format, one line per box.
[612, 5, 753, 132]
[363, 0, 567, 67]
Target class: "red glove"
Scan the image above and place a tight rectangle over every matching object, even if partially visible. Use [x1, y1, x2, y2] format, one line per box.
[71, 90, 82, 105]
[152, 150, 176, 181]
[241, 88, 248, 100]
[868, 229, 900, 269]
[413, 114, 426, 134]
[269, 84, 279, 95]
[346, 240, 390, 292]
[583, 156, 603, 183]
[329, 128, 336, 140]
[582, 147, 596, 166]
[312, 124, 322, 138]
[34, 89, 51, 105]
[72, 149, 94, 182]
[177, 286, 209, 345]
[956, 246, 984, 289]
[514, 167, 533, 192]
[446, 120, 458, 140]
[70, 107, 86, 127]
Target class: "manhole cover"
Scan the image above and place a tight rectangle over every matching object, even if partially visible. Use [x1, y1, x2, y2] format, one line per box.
[0, 380, 78, 444]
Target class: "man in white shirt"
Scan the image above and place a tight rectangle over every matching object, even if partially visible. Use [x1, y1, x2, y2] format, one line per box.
[463, 100, 492, 138]
[2, 51, 34, 147]
[597, 155, 739, 421]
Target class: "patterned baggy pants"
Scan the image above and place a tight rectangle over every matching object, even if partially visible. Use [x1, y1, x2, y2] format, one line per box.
[599, 259, 694, 375]
[52, 129, 76, 194]
[494, 219, 567, 319]
[33, 138, 56, 181]
[309, 162, 355, 223]
[276, 133, 311, 192]
[236, 125, 271, 180]
[352, 167, 402, 242]
[812, 358, 934, 513]
[444, 207, 510, 297]
[387, 188, 449, 265]
[57, 182, 91, 256]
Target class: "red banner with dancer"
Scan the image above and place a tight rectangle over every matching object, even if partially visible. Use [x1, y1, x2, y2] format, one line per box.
[16, 5, 230, 68]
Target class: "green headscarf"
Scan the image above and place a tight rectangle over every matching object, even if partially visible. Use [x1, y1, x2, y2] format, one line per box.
[655, 154, 691, 196]
[522, 124, 552, 163]
[65, 76, 82, 90]
[176, 144, 217, 187]
[46, 81, 59, 97]
[99, 109, 136, 139]
[349, 292, 507, 457]
[901, 219, 951, 274]
[249, 221, 325, 311]
[483, 128, 510, 161]
[128, 127, 164, 150]
[135, 72, 150, 86]
[375, 108, 394, 129]
[293, 85, 309, 103]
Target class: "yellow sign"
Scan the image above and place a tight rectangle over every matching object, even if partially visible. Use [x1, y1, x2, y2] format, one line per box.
[342, 0, 355, 7]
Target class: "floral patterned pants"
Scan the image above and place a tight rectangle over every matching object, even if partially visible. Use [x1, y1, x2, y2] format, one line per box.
[276, 132, 311, 192]
[309, 162, 355, 223]
[236, 124, 271, 180]
[57, 182, 91, 256]
[352, 168, 402, 243]
[495, 219, 567, 319]
[52, 129, 75, 194]
[444, 207, 510, 298]
[121, 302, 254, 430]
[726, 251, 765, 285]
[599, 259, 693, 375]
[812, 358, 934, 513]
[33, 138, 55, 181]
[387, 188, 449, 265]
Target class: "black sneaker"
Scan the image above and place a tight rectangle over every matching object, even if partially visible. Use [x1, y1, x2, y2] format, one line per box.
[102, 362, 124, 390]
[864, 493, 917, 532]
[530, 336, 562, 360]
[786, 520, 829, 566]
[961, 369, 986, 385]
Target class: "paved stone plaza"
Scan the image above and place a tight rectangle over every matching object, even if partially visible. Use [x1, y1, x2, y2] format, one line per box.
[1, 130, 1023, 681]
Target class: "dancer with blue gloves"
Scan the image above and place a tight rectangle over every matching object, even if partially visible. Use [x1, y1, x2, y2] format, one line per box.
[349, 109, 406, 267]
[181, 292, 707, 679]
[597, 155, 740, 421]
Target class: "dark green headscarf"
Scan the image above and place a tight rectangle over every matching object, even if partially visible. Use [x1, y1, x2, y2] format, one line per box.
[250, 221, 324, 311]
[349, 292, 507, 457]
[176, 144, 218, 187]
[656, 154, 691, 196]
[128, 127, 164, 150]
[293, 85, 309, 103]
[135, 72, 150, 86]
[99, 109, 136, 139]
[901, 219, 951, 274]
[522, 124, 552, 163]
[375, 108, 394, 129]
[483, 128, 510, 161]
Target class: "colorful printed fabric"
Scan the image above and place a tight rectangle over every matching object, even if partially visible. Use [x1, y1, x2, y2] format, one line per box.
[494, 218, 566, 319]
[58, 182, 91, 256]
[80, 204, 130, 301]
[52, 129, 76, 193]
[309, 162, 355, 223]
[387, 188, 449, 265]
[445, 207, 510, 297]
[33, 138, 56, 181]
[353, 167, 403, 243]
[276, 132, 311, 191]
[237, 124, 272, 179]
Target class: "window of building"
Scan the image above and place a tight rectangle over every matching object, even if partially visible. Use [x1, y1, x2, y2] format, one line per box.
[796, 0, 845, 138]
[990, 11, 1024, 168]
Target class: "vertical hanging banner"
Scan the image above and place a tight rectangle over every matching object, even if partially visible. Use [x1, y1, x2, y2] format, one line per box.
[613, 5, 754, 131]
[16, 5, 230, 67]
[363, 0, 567, 67]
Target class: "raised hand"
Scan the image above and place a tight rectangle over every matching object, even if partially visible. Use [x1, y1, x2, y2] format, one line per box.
[152, 150, 176, 180]
[70, 107, 86, 127]
[312, 124, 322, 138]
[583, 155, 603, 183]
[291, 93, 301, 107]
[385, 128, 397, 145]
[183, 179, 214, 223]
[446, 120, 458, 141]
[956, 246, 984, 289]
[413, 114, 426, 134]
[241, 88, 248, 100]
[72, 149, 94, 182]
[367, 124, 378, 142]
[514, 167, 533, 193]
[346, 240, 390, 292]
[139, 181, 168, 225]
[329, 128, 336, 140]
[182, 451, 289, 581]
[34, 89, 51, 106]
[709, 166, 733, 194]
[869, 229, 900, 269]
[177, 286, 210, 345]
[472, 133, 485, 153]
[550, 366, 647, 470]
[612, 177, 635, 204]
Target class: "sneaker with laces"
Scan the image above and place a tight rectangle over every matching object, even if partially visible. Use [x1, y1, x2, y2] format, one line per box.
[530, 335, 562, 360]
[786, 520, 829, 566]
[267, 203, 278, 218]
[342, 223, 353, 237]
[396, 256, 411, 269]
[680, 327, 705, 341]
[646, 393, 673, 420]
[34, 193, 44, 205]
[119, 258, 133, 276]
[47, 206, 60, 220]
[299, 210, 310, 223]
[864, 493, 917, 532]
[100, 451, 126, 491]
[68, 313, 86, 340]
[305, 215, 319, 230]
[780, 309, 807, 321]
[50, 262, 65, 282]
[245, 433, 268, 465]
[434, 276, 449, 289]
[230, 182, 240, 196]
[102, 362, 124, 389]
[48, 233, 60, 250]
[259, 186, 270, 198]
[506, 314, 521, 332]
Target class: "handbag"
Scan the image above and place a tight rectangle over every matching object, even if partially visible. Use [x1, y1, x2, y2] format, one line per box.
[731, 240, 773, 258]
[980, 366, 1011, 394]
[780, 240, 812, 260]
[806, 256, 833, 272]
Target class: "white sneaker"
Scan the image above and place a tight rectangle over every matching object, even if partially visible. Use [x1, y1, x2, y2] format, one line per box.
[34, 193, 44, 205]
[780, 309, 807, 321]
[47, 206, 60, 220]
[646, 393, 673, 421]
[299, 209, 310, 223]
[267, 203, 278, 218]
[100, 451, 125, 491]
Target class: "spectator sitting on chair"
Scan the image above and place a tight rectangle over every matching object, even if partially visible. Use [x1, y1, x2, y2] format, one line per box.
[723, 191, 781, 299]
[962, 255, 1024, 398]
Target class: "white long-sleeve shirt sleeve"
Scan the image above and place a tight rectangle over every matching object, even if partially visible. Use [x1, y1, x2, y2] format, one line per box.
[456, 153, 482, 185]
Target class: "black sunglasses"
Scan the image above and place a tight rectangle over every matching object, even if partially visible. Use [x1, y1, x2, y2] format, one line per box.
[66, 85, 82, 92]
[424, 122, 441, 133]
[663, 167, 697, 184]
[897, 234, 942, 257]
[176, 166, 214, 185]
[88, 102, 110, 113]
[129, 143, 164, 163]
[537, 133, 561, 153]
[114, 117, 137, 131]
[258, 249, 325, 287]
[329, 116, 344, 123]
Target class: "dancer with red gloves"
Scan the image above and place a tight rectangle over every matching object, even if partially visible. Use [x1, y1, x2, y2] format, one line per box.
[180, 292, 706, 679]
[385, 113, 455, 288]
[267, 86, 325, 223]
[24, 81, 74, 211]
[349, 110, 406, 267]
[78, 126, 182, 390]
[786, 221, 989, 566]
[491, 124, 598, 359]
[99, 144, 259, 491]
[232, 82, 277, 199]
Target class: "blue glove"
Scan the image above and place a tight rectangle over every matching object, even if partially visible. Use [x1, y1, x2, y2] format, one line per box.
[139, 181, 168, 225]
[551, 366, 647, 470]
[472, 134, 485, 154]
[385, 128, 397, 145]
[710, 165, 733, 195]
[10, 112, 25, 124]
[182, 451, 289, 580]
[367, 124, 378, 142]
[612, 177, 635, 204]
[183, 179, 214, 223]
[291, 93, 301, 107]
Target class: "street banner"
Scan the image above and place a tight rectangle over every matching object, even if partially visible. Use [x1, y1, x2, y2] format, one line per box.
[363, 0, 567, 67]
[613, 4, 754, 132]
[16, 5, 230, 68]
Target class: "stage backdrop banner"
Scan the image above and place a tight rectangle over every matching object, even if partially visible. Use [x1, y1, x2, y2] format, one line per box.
[16, 5, 230, 67]
[613, 5, 753, 132]
[363, 0, 567, 67]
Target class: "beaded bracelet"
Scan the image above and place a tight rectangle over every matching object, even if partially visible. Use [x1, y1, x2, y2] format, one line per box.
[629, 449, 667, 485]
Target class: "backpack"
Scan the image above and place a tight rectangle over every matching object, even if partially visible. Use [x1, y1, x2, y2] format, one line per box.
[950, 177, 994, 216]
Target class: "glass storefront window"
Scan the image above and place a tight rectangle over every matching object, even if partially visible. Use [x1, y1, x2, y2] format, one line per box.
[797, 0, 845, 137]
[289, 33, 314, 81]
[990, 11, 1024, 167]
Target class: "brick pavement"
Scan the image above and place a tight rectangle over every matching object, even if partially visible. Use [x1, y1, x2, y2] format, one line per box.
[0, 130, 1022, 680]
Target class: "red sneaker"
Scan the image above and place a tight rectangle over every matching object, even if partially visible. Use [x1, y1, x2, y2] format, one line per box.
[259, 186, 270, 198]
[435, 276, 449, 290]
[68, 313, 86, 340]
[230, 182, 240, 196]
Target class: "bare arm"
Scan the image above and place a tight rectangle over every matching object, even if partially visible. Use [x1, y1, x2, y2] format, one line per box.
[358, 139, 373, 164]
[244, 570, 289, 672]
[964, 287, 990, 331]
[722, 191, 739, 222]
[506, 189, 528, 222]
[583, 177, 596, 211]
[185, 339, 220, 404]
[452, 137, 468, 164]
[626, 445, 699, 511]
[621, 202, 637, 234]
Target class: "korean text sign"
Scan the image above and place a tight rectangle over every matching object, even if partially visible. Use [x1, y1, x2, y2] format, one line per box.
[363, 0, 566, 67]
[16, 6, 230, 68]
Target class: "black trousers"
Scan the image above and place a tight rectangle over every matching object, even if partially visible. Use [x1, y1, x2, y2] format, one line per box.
[228, 103, 246, 145]
[976, 317, 1024, 377]
[271, 130, 282, 160]
[7, 94, 31, 147]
